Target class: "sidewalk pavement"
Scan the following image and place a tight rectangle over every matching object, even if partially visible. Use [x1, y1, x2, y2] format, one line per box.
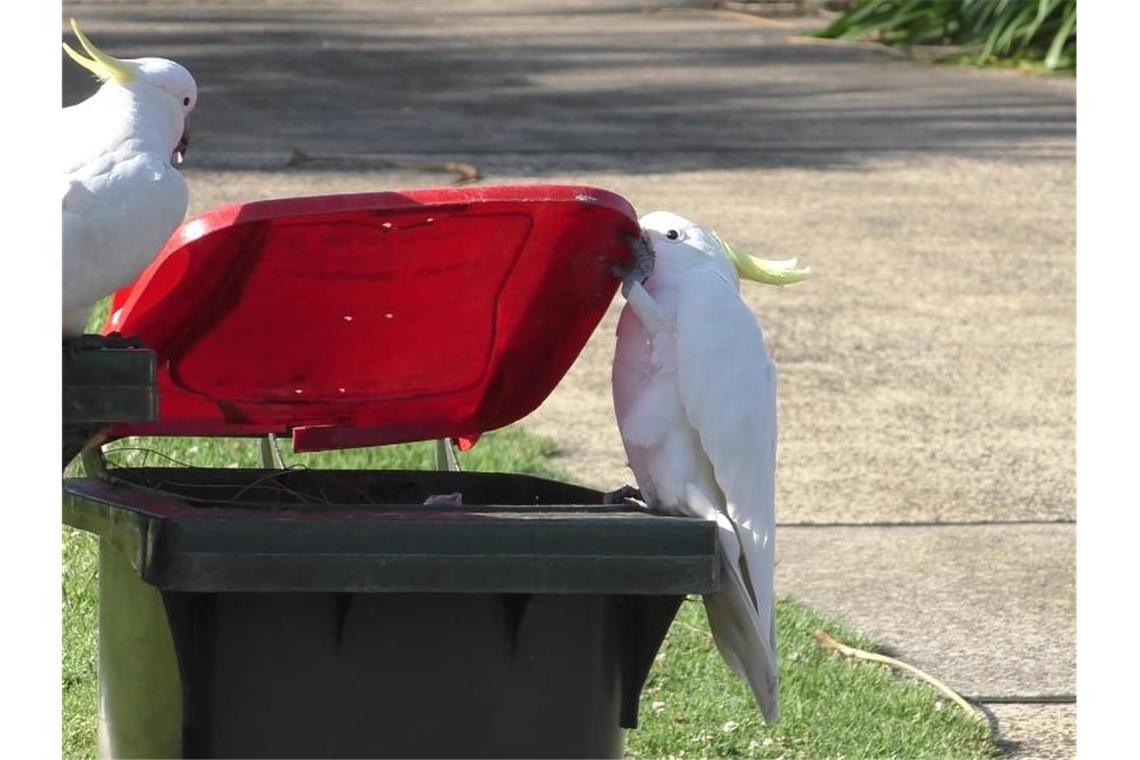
[778, 524, 1074, 759]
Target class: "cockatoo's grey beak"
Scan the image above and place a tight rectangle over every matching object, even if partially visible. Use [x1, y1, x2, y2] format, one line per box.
[613, 234, 655, 298]
[174, 121, 190, 165]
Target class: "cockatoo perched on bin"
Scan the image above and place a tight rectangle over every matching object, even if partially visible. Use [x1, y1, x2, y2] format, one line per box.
[612, 211, 810, 723]
[62, 19, 196, 341]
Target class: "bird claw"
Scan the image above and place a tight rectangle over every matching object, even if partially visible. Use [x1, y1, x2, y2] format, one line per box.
[63, 332, 143, 351]
[613, 233, 655, 298]
[603, 484, 645, 505]
[63, 332, 145, 361]
[64, 334, 105, 361]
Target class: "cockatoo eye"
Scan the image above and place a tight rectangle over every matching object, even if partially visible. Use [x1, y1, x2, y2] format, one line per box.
[665, 229, 680, 241]
[183, 97, 191, 106]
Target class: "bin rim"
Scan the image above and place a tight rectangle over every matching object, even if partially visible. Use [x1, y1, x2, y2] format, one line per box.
[62, 468, 721, 595]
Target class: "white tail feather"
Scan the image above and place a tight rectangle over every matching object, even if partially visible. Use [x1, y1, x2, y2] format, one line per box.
[704, 514, 780, 723]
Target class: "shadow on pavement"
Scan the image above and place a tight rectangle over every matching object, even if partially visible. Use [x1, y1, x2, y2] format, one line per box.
[62, 0, 1074, 175]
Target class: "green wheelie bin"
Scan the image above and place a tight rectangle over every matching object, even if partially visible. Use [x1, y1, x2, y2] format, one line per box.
[62, 185, 719, 758]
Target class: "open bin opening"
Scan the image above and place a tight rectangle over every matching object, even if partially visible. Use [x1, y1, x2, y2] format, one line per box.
[102, 465, 606, 509]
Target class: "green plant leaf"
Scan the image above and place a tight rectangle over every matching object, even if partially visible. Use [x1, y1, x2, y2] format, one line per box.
[1045, 2, 1077, 70]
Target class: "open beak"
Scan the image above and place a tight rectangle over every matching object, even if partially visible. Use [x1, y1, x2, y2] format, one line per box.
[174, 122, 190, 165]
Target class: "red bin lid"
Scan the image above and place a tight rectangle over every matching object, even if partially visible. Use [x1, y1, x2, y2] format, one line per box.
[104, 185, 639, 452]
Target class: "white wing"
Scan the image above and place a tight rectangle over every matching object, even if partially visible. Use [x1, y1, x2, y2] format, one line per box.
[63, 148, 188, 317]
[674, 266, 780, 721]
[62, 94, 131, 175]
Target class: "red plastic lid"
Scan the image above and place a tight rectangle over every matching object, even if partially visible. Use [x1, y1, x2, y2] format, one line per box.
[104, 185, 639, 452]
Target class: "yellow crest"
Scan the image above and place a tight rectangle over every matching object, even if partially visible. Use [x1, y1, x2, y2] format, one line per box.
[63, 19, 135, 84]
[712, 231, 811, 287]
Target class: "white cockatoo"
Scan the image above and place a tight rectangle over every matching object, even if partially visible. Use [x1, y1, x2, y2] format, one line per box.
[63, 19, 196, 339]
[612, 211, 810, 723]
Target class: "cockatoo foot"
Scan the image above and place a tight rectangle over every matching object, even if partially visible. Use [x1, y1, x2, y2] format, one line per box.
[603, 484, 644, 506]
[63, 332, 144, 352]
[63, 334, 106, 359]
[612, 234, 656, 297]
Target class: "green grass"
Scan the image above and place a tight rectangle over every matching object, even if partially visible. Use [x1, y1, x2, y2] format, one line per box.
[95, 426, 566, 477]
[63, 429, 997, 759]
[62, 528, 100, 760]
[628, 599, 996, 759]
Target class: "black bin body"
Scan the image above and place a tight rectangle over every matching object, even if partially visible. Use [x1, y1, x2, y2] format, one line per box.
[63, 467, 718, 759]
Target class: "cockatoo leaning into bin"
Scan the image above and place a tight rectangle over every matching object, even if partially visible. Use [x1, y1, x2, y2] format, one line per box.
[611, 211, 810, 723]
[62, 19, 196, 341]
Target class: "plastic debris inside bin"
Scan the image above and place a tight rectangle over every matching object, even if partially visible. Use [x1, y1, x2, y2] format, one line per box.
[101, 185, 639, 452]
